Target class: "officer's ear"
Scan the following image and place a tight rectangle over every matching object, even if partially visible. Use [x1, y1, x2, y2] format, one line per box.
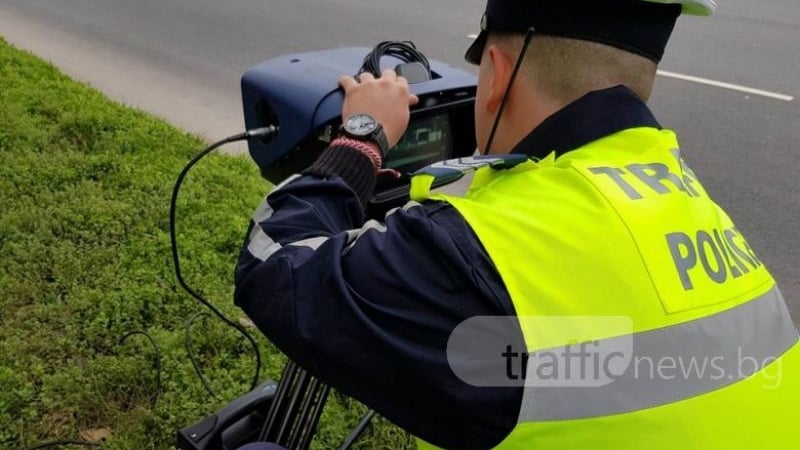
[484, 43, 515, 113]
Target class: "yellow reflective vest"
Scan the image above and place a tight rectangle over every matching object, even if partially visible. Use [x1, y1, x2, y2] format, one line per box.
[411, 127, 800, 449]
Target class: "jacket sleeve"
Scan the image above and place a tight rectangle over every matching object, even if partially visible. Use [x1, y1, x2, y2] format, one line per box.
[234, 147, 522, 449]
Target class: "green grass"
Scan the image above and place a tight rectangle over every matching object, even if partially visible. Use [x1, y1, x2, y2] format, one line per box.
[0, 38, 412, 449]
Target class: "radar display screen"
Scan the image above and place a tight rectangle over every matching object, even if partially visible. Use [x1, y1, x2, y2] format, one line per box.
[385, 114, 452, 171]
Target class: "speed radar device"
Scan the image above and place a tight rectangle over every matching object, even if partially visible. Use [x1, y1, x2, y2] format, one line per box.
[241, 46, 477, 216]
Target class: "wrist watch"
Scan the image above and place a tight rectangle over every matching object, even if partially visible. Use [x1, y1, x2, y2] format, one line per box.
[340, 113, 391, 158]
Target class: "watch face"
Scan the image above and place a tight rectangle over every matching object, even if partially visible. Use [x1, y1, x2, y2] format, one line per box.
[344, 114, 378, 137]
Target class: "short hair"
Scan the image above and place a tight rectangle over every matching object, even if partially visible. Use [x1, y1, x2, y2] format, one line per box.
[491, 33, 658, 103]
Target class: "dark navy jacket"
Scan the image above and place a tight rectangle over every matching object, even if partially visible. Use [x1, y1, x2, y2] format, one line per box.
[234, 86, 662, 449]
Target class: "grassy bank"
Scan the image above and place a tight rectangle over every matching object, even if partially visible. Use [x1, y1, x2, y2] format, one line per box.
[0, 38, 411, 449]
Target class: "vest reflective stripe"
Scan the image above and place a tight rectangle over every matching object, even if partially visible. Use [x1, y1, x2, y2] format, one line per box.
[520, 286, 798, 422]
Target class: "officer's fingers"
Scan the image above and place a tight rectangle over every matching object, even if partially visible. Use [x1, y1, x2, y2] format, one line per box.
[382, 68, 398, 81]
[357, 72, 375, 83]
[339, 75, 358, 92]
[395, 76, 416, 104]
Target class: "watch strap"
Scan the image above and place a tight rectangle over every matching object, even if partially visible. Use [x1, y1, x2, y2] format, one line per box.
[341, 115, 391, 158]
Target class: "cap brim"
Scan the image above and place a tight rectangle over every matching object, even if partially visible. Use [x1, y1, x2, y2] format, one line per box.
[646, 0, 717, 16]
[465, 30, 489, 65]
[681, 0, 717, 16]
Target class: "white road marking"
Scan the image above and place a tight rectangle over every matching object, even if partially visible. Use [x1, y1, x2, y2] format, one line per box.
[656, 70, 794, 102]
[465, 34, 794, 102]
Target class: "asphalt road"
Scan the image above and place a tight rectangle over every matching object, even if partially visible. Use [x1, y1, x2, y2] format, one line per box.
[1, 0, 798, 320]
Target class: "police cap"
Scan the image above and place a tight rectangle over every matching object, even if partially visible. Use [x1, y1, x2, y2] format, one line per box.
[465, 0, 718, 65]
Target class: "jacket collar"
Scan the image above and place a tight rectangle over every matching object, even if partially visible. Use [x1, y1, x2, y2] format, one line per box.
[511, 85, 661, 160]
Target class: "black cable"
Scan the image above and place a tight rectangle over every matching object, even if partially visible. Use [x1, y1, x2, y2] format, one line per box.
[119, 330, 163, 409]
[484, 28, 536, 156]
[184, 311, 220, 399]
[26, 440, 101, 450]
[309, 40, 432, 144]
[337, 409, 376, 450]
[359, 41, 431, 77]
[169, 126, 277, 393]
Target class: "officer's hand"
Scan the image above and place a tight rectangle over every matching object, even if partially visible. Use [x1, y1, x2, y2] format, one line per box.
[339, 69, 419, 149]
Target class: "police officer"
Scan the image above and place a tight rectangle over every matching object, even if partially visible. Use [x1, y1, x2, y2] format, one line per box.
[235, 1, 800, 448]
